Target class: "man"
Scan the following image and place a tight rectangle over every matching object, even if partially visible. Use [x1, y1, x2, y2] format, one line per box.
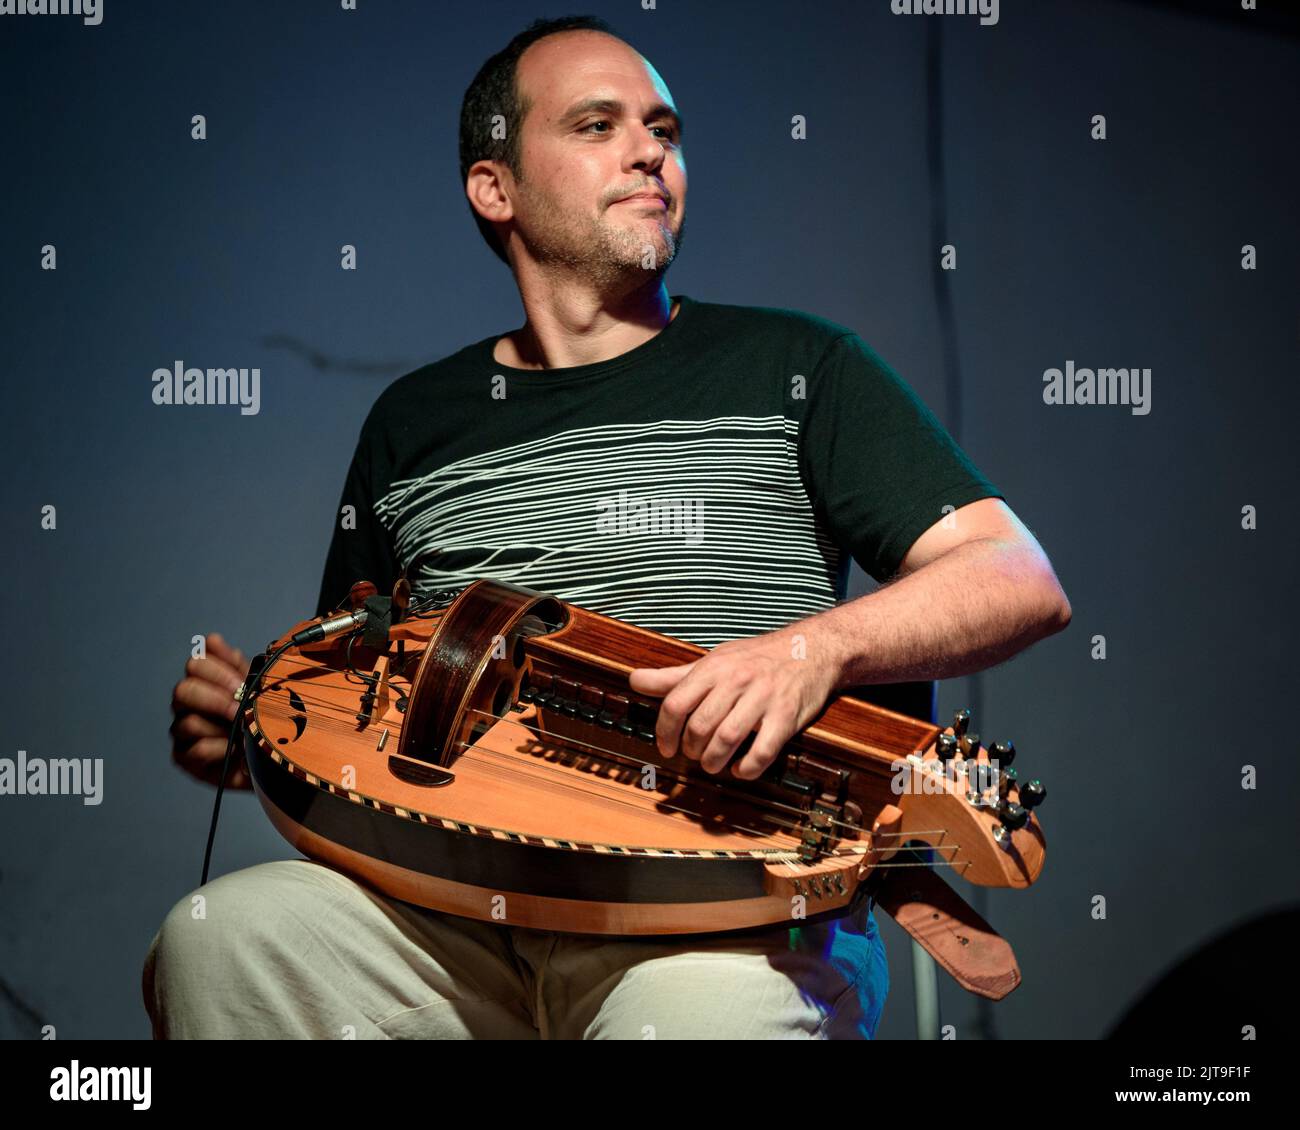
[149, 15, 1070, 1040]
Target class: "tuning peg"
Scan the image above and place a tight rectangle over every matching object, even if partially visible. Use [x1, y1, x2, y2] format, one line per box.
[1018, 778, 1047, 809]
[935, 732, 960, 761]
[951, 708, 971, 738]
[968, 760, 996, 795]
[959, 732, 982, 759]
[995, 800, 1030, 831]
[989, 739, 1016, 768]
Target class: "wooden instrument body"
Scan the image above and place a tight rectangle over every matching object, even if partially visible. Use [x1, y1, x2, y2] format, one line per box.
[244, 580, 1045, 936]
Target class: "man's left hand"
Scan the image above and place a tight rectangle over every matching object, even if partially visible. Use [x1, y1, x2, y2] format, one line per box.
[627, 629, 841, 780]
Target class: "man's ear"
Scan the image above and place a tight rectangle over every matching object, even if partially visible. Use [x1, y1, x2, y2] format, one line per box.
[466, 159, 515, 227]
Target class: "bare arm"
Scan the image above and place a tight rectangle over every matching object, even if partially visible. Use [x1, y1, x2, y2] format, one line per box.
[793, 497, 1071, 689]
[629, 498, 1071, 779]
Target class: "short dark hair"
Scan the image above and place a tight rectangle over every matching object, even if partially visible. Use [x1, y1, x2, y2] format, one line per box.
[458, 15, 618, 266]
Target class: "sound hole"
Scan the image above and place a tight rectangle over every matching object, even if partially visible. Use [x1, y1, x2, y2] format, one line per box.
[387, 755, 453, 788]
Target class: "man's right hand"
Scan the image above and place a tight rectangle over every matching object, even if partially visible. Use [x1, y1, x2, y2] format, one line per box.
[170, 632, 254, 789]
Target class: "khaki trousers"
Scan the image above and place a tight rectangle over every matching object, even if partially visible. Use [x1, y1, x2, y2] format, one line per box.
[142, 857, 889, 1039]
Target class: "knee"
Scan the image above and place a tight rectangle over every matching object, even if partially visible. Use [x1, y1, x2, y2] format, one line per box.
[141, 860, 327, 1034]
[147, 861, 295, 961]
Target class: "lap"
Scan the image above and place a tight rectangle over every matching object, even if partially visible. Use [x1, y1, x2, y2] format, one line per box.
[143, 858, 535, 1039]
[144, 859, 889, 1039]
[518, 905, 889, 1040]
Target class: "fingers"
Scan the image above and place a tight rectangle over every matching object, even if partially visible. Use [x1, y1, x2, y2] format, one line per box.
[672, 679, 752, 765]
[187, 653, 245, 694]
[730, 704, 799, 781]
[170, 710, 228, 741]
[204, 633, 250, 678]
[628, 662, 694, 696]
[175, 653, 247, 729]
[171, 642, 250, 789]
[173, 674, 239, 724]
[653, 670, 720, 759]
[696, 687, 771, 775]
[171, 735, 253, 790]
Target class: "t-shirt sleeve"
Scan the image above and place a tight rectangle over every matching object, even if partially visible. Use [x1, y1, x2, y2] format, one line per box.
[796, 332, 1005, 583]
[315, 417, 401, 618]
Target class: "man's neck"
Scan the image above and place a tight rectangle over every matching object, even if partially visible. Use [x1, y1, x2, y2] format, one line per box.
[493, 280, 678, 370]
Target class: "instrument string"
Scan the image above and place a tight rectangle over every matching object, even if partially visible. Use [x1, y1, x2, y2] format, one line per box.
[459, 707, 867, 833]
[245, 668, 880, 846]
[448, 742, 800, 850]
[246, 650, 979, 872]
[460, 707, 989, 856]
[248, 656, 901, 843]
[450, 711, 870, 847]
[258, 650, 931, 785]
[422, 736, 975, 873]
[450, 732, 974, 873]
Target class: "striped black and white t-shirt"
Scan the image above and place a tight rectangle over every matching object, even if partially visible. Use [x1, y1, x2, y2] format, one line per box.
[316, 293, 1003, 662]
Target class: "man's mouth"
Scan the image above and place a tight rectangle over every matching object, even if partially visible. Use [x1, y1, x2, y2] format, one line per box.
[615, 193, 668, 208]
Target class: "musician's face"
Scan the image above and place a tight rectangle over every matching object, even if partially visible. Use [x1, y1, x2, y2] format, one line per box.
[505, 31, 687, 282]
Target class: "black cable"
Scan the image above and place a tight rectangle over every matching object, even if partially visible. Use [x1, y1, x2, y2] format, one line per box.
[198, 641, 290, 886]
[196, 583, 464, 887]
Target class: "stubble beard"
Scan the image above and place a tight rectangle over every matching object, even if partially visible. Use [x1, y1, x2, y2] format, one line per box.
[518, 182, 684, 290]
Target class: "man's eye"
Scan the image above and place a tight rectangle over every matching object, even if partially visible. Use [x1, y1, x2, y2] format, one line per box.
[580, 121, 678, 144]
